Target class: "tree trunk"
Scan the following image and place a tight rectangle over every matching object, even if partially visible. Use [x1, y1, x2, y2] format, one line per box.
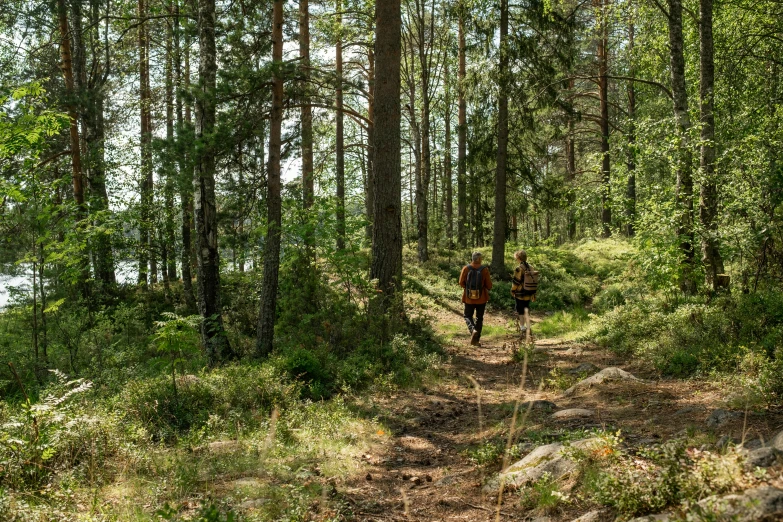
[257, 0, 285, 357]
[176, 1, 197, 311]
[566, 78, 577, 240]
[668, 0, 696, 293]
[85, 0, 116, 285]
[164, 4, 177, 283]
[597, 0, 611, 237]
[336, 1, 346, 250]
[300, 0, 314, 212]
[56, 0, 85, 214]
[365, 46, 376, 243]
[457, 5, 468, 249]
[194, 0, 235, 365]
[370, 0, 403, 301]
[415, 0, 432, 263]
[699, 0, 724, 289]
[626, 22, 637, 237]
[445, 73, 453, 249]
[491, 0, 509, 276]
[138, 0, 152, 287]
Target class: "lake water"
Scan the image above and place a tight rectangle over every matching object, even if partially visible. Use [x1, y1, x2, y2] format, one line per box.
[0, 262, 138, 309]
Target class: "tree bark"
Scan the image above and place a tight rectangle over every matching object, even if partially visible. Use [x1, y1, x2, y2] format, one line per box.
[257, 0, 285, 357]
[596, 0, 611, 238]
[414, 0, 432, 263]
[336, 0, 346, 250]
[626, 22, 637, 237]
[566, 78, 577, 240]
[194, 0, 235, 364]
[371, 0, 403, 301]
[365, 46, 376, 243]
[57, 0, 85, 214]
[300, 0, 314, 218]
[176, 1, 197, 311]
[164, 3, 177, 283]
[457, 5, 468, 249]
[491, 0, 509, 276]
[445, 69, 453, 249]
[699, 0, 724, 289]
[138, 0, 153, 287]
[668, 0, 697, 293]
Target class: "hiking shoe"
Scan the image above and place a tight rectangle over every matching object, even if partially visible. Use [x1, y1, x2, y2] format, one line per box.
[470, 330, 481, 346]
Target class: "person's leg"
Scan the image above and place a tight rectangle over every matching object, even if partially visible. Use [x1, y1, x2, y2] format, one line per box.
[475, 304, 486, 337]
[464, 303, 476, 333]
[515, 299, 527, 333]
[524, 307, 532, 343]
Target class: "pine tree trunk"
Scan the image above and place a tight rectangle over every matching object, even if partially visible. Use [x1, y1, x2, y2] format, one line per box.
[597, 0, 611, 237]
[336, 1, 346, 250]
[300, 0, 314, 217]
[365, 46, 375, 243]
[626, 22, 637, 237]
[457, 6, 468, 249]
[566, 78, 577, 240]
[491, 0, 509, 277]
[445, 72, 454, 249]
[138, 0, 152, 287]
[176, 2, 197, 311]
[370, 0, 403, 301]
[57, 0, 85, 214]
[194, 0, 235, 365]
[699, 0, 724, 289]
[257, 0, 285, 357]
[164, 4, 177, 283]
[415, 0, 432, 263]
[668, 0, 697, 293]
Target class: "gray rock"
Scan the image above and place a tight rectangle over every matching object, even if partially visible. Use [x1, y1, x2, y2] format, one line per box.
[567, 363, 600, 375]
[742, 438, 763, 450]
[520, 400, 558, 411]
[570, 511, 605, 522]
[484, 438, 601, 491]
[772, 430, 783, 451]
[563, 367, 642, 397]
[238, 499, 267, 510]
[696, 486, 783, 521]
[706, 409, 743, 429]
[673, 405, 704, 416]
[628, 515, 670, 522]
[743, 447, 783, 470]
[629, 486, 783, 522]
[552, 408, 595, 420]
[714, 434, 733, 450]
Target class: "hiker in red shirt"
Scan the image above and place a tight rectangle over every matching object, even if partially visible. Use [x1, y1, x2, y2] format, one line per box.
[459, 252, 493, 346]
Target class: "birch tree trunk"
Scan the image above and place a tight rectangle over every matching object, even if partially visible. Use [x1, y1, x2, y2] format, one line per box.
[336, 1, 346, 250]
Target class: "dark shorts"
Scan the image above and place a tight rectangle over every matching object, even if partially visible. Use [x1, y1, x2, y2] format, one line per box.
[515, 298, 531, 314]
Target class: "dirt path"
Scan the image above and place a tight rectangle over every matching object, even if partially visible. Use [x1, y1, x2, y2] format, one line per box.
[339, 307, 783, 521]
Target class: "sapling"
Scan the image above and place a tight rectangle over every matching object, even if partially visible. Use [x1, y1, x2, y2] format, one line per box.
[153, 313, 202, 406]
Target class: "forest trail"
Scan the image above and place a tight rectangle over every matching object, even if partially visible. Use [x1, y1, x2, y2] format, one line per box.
[339, 308, 783, 521]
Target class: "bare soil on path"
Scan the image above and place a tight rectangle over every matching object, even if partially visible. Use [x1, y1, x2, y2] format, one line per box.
[339, 307, 783, 521]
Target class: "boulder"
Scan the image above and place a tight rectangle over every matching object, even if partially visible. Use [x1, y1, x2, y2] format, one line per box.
[706, 409, 743, 429]
[771, 430, 783, 451]
[628, 486, 783, 522]
[570, 511, 605, 522]
[552, 408, 595, 420]
[563, 367, 642, 397]
[484, 438, 601, 491]
[696, 486, 783, 521]
[742, 447, 783, 470]
[520, 400, 558, 411]
[567, 363, 600, 375]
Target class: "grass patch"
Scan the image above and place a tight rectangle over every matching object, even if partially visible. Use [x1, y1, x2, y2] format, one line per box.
[535, 306, 590, 339]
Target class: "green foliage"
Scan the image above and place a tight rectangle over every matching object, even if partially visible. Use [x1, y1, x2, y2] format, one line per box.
[583, 440, 750, 517]
[520, 472, 570, 513]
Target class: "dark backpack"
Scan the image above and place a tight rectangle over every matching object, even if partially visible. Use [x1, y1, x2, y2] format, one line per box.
[465, 265, 485, 300]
